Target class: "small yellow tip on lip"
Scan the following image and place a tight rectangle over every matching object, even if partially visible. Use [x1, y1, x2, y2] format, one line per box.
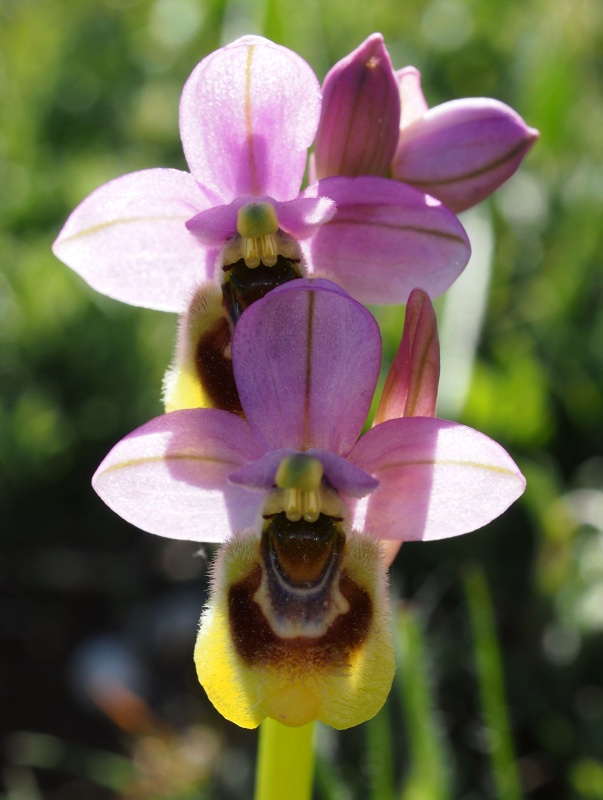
[237, 202, 279, 238]
[238, 203, 280, 268]
[275, 454, 324, 491]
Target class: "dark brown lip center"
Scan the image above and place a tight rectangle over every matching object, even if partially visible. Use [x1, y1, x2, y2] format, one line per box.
[222, 255, 302, 325]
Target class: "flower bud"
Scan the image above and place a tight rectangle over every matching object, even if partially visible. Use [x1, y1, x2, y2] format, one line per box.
[393, 96, 540, 212]
[313, 34, 400, 180]
[398, 66, 428, 128]
[374, 288, 440, 425]
[374, 288, 440, 567]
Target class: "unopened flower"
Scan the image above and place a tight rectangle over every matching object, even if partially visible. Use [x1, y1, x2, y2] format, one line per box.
[313, 34, 400, 180]
[374, 287, 440, 426]
[374, 287, 440, 566]
[52, 35, 470, 318]
[313, 33, 539, 212]
[393, 70, 540, 212]
[93, 280, 525, 729]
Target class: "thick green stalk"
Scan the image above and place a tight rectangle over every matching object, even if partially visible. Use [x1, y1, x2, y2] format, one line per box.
[254, 719, 315, 800]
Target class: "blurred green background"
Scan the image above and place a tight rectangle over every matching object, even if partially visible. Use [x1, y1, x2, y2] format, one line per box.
[1, 0, 602, 797]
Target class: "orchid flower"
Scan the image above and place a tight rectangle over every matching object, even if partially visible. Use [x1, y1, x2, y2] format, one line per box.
[52, 35, 470, 321]
[313, 33, 539, 212]
[93, 279, 525, 729]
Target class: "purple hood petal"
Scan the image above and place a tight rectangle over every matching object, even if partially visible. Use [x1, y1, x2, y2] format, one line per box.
[180, 36, 321, 204]
[232, 279, 381, 455]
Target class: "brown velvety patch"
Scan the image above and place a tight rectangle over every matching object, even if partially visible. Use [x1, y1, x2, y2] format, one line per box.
[194, 315, 242, 415]
[228, 564, 373, 670]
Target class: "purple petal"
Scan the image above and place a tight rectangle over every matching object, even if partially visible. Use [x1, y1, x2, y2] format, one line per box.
[179, 36, 321, 203]
[52, 169, 208, 312]
[374, 288, 440, 424]
[313, 33, 400, 180]
[93, 409, 266, 542]
[228, 449, 294, 490]
[274, 192, 337, 239]
[306, 176, 471, 304]
[393, 98, 540, 212]
[310, 449, 379, 496]
[349, 417, 525, 541]
[186, 201, 239, 246]
[229, 447, 378, 497]
[232, 279, 381, 455]
[398, 66, 428, 128]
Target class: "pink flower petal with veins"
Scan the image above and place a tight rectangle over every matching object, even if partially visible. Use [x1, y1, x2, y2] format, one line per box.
[179, 35, 321, 204]
[350, 417, 525, 541]
[52, 169, 209, 312]
[306, 176, 471, 304]
[92, 409, 265, 541]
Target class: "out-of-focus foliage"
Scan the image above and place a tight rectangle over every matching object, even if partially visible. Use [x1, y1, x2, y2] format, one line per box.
[1, 0, 602, 798]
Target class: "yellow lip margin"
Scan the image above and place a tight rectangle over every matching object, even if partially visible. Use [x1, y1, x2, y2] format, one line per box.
[194, 527, 394, 730]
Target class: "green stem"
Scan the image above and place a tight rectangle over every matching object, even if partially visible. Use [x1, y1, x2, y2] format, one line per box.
[254, 719, 315, 800]
[396, 608, 450, 800]
[464, 566, 523, 800]
[366, 704, 395, 800]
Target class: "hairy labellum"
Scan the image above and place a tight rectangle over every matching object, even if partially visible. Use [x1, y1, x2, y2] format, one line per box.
[194, 514, 394, 729]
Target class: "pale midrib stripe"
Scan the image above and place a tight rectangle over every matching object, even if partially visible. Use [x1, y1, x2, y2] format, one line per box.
[245, 45, 259, 196]
[302, 290, 315, 450]
[376, 458, 517, 476]
[59, 215, 189, 244]
[99, 453, 239, 475]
